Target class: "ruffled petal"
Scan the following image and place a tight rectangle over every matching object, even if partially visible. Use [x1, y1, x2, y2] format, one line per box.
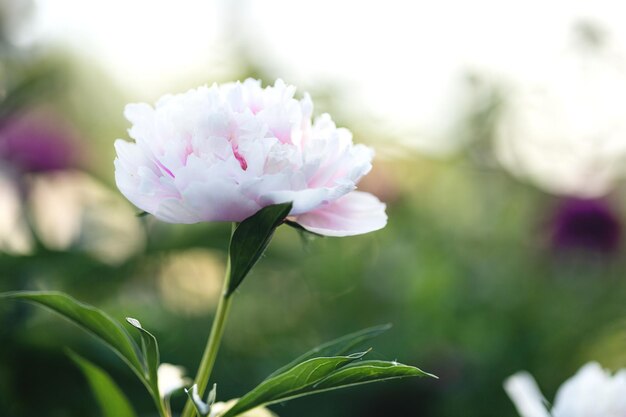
[293, 191, 386, 237]
[181, 180, 261, 222]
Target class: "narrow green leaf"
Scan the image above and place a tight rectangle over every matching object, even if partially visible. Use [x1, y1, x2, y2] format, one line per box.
[221, 352, 367, 417]
[224, 359, 436, 417]
[68, 351, 138, 417]
[0, 292, 145, 381]
[313, 359, 436, 390]
[267, 324, 392, 378]
[260, 360, 436, 407]
[228, 202, 292, 295]
[126, 318, 160, 397]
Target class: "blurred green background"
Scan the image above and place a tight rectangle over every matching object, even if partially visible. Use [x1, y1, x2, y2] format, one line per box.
[3, 1, 626, 416]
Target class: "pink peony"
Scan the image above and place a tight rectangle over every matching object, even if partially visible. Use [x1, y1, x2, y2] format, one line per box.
[114, 79, 386, 236]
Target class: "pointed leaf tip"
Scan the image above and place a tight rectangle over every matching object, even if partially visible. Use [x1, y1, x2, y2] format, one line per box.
[267, 324, 392, 379]
[125, 317, 160, 404]
[185, 384, 213, 417]
[207, 383, 217, 406]
[126, 317, 142, 328]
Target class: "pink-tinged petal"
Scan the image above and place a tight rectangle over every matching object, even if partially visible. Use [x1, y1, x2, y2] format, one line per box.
[260, 183, 355, 215]
[294, 191, 387, 237]
[181, 180, 261, 222]
[114, 141, 160, 212]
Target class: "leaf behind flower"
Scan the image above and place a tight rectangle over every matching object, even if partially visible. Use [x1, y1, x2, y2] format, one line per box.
[228, 202, 292, 295]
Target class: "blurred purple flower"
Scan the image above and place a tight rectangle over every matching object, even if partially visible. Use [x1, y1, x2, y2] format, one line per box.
[550, 197, 621, 253]
[0, 108, 80, 174]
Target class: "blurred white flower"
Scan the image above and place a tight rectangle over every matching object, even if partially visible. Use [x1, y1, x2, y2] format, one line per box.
[209, 399, 277, 417]
[114, 79, 386, 236]
[504, 362, 626, 417]
[495, 40, 626, 197]
[0, 171, 32, 254]
[28, 171, 145, 264]
[158, 249, 224, 316]
[157, 363, 190, 398]
[0, 0, 33, 45]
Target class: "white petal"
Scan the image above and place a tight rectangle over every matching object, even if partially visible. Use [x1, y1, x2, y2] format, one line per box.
[503, 372, 551, 417]
[157, 363, 189, 398]
[551, 362, 626, 417]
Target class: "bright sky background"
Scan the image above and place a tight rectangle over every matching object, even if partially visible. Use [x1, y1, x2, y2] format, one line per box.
[23, 0, 626, 155]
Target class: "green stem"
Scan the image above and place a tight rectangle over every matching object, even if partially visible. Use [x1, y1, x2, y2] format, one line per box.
[156, 395, 170, 417]
[181, 225, 235, 417]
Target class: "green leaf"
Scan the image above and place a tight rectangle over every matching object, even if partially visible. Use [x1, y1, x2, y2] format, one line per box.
[68, 351, 138, 417]
[312, 359, 437, 391]
[227, 202, 292, 295]
[223, 358, 436, 417]
[220, 326, 437, 417]
[0, 292, 145, 382]
[221, 352, 368, 417]
[254, 360, 435, 408]
[126, 318, 160, 397]
[268, 324, 392, 378]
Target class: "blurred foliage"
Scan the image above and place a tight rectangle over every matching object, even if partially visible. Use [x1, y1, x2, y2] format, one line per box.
[2, 8, 626, 417]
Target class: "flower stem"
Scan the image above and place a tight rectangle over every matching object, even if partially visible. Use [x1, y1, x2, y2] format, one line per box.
[156, 396, 170, 417]
[181, 225, 235, 417]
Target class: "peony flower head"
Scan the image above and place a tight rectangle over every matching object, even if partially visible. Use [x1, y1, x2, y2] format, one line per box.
[114, 79, 386, 236]
[504, 362, 626, 417]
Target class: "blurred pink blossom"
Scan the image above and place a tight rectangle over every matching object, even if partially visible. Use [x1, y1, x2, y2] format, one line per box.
[0, 108, 81, 174]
